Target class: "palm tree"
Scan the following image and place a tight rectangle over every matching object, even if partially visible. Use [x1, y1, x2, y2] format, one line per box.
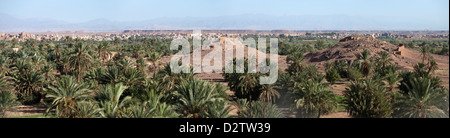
[155, 64, 193, 93]
[259, 83, 280, 103]
[324, 61, 334, 71]
[205, 100, 234, 118]
[74, 101, 100, 118]
[116, 58, 134, 71]
[13, 70, 44, 97]
[114, 37, 121, 47]
[128, 84, 178, 118]
[97, 41, 110, 64]
[31, 55, 45, 70]
[325, 68, 341, 85]
[69, 42, 93, 82]
[0, 75, 19, 118]
[357, 49, 371, 77]
[152, 102, 178, 118]
[377, 51, 393, 70]
[96, 83, 132, 118]
[237, 73, 260, 101]
[286, 52, 305, 73]
[131, 44, 143, 59]
[174, 79, 226, 118]
[11, 38, 18, 47]
[0, 91, 20, 118]
[413, 62, 429, 78]
[125, 102, 155, 118]
[122, 67, 145, 88]
[0, 56, 11, 76]
[125, 101, 178, 118]
[45, 75, 91, 118]
[99, 66, 122, 85]
[148, 51, 162, 72]
[41, 64, 55, 82]
[384, 72, 402, 92]
[343, 78, 392, 118]
[291, 80, 338, 118]
[420, 46, 431, 64]
[393, 77, 448, 118]
[236, 99, 284, 118]
[427, 58, 438, 75]
[0, 75, 11, 91]
[64, 36, 72, 46]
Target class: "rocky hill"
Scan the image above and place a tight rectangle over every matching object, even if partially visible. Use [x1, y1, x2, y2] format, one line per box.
[305, 35, 398, 63]
[304, 35, 449, 87]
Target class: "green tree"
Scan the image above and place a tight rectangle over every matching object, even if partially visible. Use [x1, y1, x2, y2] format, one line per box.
[343, 78, 392, 118]
[97, 41, 110, 64]
[205, 100, 234, 118]
[427, 58, 438, 75]
[394, 77, 448, 118]
[155, 64, 194, 94]
[174, 79, 227, 118]
[420, 46, 431, 64]
[377, 51, 393, 71]
[291, 80, 338, 118]
[286, 52, 305, 73]
[96, 83, 132, 118]
[46, 76, 91, 118]
[384, 72, 402, 92]
[259, 83, 280, 103]
[11, 38, 18, 47]
[236, 99, 284, 118]
[325, 68, 341, 85]
[69, 43, 93, 82]
[0, 91, 20, 118]
[148, 51, 162, 72]
[13, 70, 44, 104]
[357, 49, 372, 77]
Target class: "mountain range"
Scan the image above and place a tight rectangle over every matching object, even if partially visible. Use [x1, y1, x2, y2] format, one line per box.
[0, 13, 447, 33]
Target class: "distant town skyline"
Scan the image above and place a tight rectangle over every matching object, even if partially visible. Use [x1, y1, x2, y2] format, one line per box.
[0, 0, 449, 31]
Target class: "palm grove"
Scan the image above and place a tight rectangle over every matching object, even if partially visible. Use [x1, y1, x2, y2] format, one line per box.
[0, 36, 448, 118]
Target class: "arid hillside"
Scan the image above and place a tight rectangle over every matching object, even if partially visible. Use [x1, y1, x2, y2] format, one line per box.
[305, 35, 449, 87]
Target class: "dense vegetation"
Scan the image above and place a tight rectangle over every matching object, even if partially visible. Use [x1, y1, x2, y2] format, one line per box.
[0, 36, 448, 118]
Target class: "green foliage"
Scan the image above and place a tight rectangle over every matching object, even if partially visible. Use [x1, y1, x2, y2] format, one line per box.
[384, 72, 402, 92]
[174, 79, 228, 118]
[343, 78, 392, 118]
[290, 80, 338, 118]
[399, 63, 442, 94]
[347, 67, 364, 81]
[0, 91, 20, 118]
[1, 34, 447, 119]
[68, 42, 94, 81]
[325, 68, 341, 85]
[96, 83, 132, 118]
[205, 100, 234, 118]
[236, 99, 284, 118]
[45, 75, 91, 118]
[224, 58, 262, 101]
[13, 69, 45, 104]
[393, 77, 449, 118]
[357, 49, 372, 77]
[154, 64, 194, 94]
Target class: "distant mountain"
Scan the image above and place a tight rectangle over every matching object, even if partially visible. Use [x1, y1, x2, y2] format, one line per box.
[0, 13, 447, 33]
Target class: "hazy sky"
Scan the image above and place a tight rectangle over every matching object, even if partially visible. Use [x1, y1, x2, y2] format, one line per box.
[1, 0, 448, 27]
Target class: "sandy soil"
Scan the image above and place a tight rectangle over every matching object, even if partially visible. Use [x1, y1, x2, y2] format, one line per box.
[4, 105, 46, 118]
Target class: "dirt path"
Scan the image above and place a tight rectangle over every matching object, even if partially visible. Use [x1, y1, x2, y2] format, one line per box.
[4, 105, 46, 118]
[320, 112, 351, 118]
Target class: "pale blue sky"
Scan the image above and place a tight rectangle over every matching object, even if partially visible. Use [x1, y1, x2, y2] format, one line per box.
[0, 0, 448, 28]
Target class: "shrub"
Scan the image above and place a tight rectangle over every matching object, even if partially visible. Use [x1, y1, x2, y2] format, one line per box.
[343, 79, 392, 118]
[326, 68, 341, 85]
